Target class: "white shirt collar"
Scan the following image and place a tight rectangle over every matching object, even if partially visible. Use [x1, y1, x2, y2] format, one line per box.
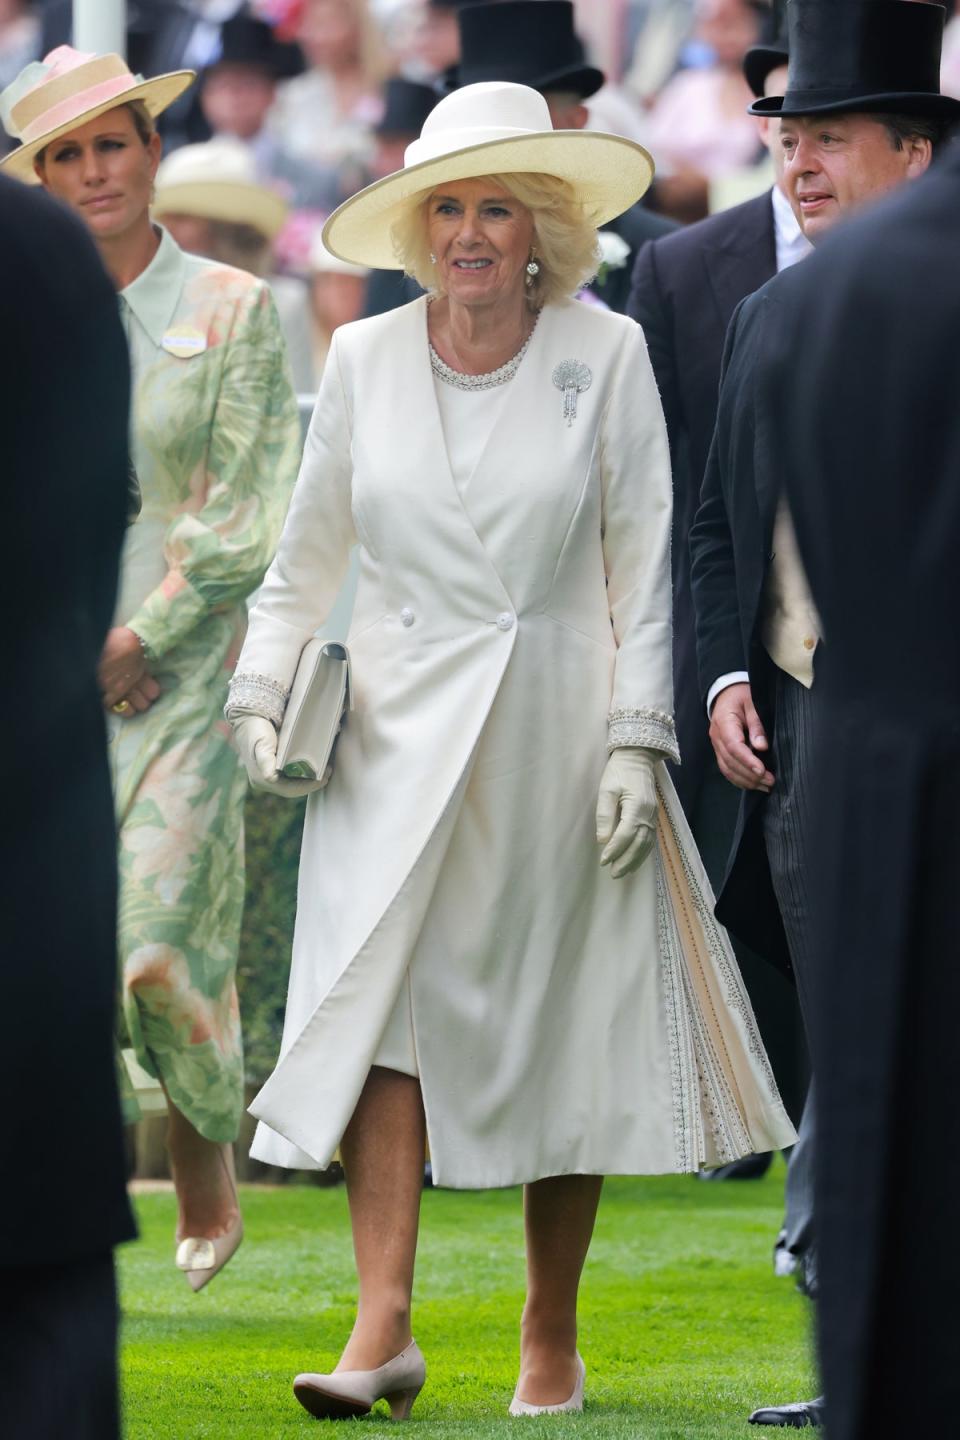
[772, 183, 812, 273]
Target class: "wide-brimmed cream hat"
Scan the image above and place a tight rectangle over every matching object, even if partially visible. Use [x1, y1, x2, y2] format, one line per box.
[153, 138, 289, 240]
[0, 45, 194, 182]
[310, 234, 370, 278]
[322, 81, 655, 270]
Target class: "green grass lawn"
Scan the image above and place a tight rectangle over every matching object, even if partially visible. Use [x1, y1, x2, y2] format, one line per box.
[120, 1165, 815, 1438]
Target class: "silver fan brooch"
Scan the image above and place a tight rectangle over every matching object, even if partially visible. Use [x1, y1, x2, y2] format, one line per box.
[552, 360, 592, 426]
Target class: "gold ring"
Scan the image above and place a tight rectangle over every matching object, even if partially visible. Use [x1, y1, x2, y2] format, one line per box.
[112, 700, 132, 715]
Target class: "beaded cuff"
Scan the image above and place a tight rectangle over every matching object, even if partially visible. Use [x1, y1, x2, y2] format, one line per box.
[607, 707, 680, 764]
[224, 671, 290, 729]
[129, 628, 156, 664]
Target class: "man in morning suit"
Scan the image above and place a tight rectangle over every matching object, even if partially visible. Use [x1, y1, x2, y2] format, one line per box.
[629, 6, 812, 1242]
[452, 0, 677, 313]
[628, 2, 799, 828]
[767, 140, 960, 1440]
[689, 0, 958, 1426]
[0, 175, 136, 1438]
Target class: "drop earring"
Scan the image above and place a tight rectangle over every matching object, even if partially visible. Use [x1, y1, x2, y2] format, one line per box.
[525, 255, 540, 285]
[429, 252, 437, 264]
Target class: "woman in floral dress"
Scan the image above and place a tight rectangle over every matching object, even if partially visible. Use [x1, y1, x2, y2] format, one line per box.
[0, 45, 302, 1287]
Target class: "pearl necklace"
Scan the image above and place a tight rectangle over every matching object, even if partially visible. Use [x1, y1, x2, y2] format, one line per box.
[428, 309, 541, 391]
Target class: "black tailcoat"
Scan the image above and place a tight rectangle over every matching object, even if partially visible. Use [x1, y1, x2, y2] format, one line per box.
[628, 191, 776, 812]
[767, 148, 960, 1440]
[0, 177, 136, 1265]
[689, 269, 796, 974]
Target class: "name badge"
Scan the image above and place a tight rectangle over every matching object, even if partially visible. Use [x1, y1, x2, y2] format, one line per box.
[161, 325, 207, 358]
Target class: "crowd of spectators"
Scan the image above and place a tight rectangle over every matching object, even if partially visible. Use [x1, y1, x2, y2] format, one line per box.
[3, 0, 957, 389]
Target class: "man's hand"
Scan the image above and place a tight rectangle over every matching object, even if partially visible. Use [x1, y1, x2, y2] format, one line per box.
[709, 682, 774, 792]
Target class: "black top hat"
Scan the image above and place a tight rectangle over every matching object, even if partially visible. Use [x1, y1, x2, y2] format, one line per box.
[750, 0, 960, 119]
[206, 13, 305, 81]
[453, 1, 604, 100]
[744, 0, 789, 99]
[375, 78, 439, 138]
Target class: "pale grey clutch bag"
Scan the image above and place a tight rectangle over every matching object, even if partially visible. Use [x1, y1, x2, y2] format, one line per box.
[275, 639, 352, 782]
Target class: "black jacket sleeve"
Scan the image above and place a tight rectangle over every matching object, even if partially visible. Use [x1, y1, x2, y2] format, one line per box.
[689, 296, 752, 702]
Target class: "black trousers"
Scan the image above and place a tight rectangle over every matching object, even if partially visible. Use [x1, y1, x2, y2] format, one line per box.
[763, 670, 818, 1298]
[0, 1252, 119, 1440]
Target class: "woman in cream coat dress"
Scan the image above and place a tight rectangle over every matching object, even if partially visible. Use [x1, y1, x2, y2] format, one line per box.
[227, 82, 795, 1421]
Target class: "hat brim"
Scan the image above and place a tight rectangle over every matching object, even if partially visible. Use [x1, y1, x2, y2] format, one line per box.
[533, 63, 606, 100]
[153, 179, 289, 239]
[447, 62, 606, 101]
[743, 45, 789, 100]
[750, 89, 960, 119]
[0, 70, 195, 182]
[322, 129, 654, 270]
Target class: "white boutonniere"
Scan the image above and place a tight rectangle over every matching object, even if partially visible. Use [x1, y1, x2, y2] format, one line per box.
[595, 231, 631, 286]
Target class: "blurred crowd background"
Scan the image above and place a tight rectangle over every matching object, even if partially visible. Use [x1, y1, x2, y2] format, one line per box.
[8, 0, 957, 397]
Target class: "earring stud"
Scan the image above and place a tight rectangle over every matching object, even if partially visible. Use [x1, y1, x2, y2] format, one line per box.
[429, 251, 437, 264]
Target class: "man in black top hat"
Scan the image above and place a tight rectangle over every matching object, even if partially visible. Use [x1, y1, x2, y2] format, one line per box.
[200, 9, 304, 138]
[628, 0, 812, 1218]
[0, 171, 135, 1440]
[452, 0, 676, 313]
[689, 0, 958, 1426]
[195, 12, 347, 210]
[363, 79, 440, 318]
[765, 134, 960, 1440]
[413, 0, 476, 86]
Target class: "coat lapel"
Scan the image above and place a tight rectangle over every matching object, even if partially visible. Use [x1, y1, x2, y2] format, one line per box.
[703, 193, 776, 337]
[391, 298, 515, 604]
[410, 297, 555, 607]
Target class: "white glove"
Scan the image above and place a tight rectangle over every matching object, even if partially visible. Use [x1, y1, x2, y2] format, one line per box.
[231, 714, 327, 798]
[596, 746, 659, 879]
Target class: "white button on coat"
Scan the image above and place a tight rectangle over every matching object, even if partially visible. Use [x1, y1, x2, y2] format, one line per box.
[496, 612, 514, 631]
[400, 608, 415, 626]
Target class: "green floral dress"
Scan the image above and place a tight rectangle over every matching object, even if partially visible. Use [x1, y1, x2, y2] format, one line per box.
[112, 228, 301, 1141]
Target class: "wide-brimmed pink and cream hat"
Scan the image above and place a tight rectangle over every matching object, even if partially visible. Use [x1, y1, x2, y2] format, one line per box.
[0, 45, 194, 182]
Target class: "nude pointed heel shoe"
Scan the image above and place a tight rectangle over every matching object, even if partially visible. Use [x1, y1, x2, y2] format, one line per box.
[293, 1340, 426, 1421]
[509, 1353, 586, 1417]
[174, 1143, 243, 1292]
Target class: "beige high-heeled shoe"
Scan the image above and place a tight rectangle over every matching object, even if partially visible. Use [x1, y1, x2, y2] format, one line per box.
[509, 1352, 586, 1417]
[293, 1340, 426, 1421]
[174, 1143, 243, 1292]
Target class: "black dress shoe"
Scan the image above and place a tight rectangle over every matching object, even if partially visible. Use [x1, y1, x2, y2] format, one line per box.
[749, 1397, 824, 1428]
[697, 1152, 773, 1181]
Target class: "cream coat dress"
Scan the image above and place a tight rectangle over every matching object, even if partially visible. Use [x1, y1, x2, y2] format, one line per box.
[230, 295, 796, 1187]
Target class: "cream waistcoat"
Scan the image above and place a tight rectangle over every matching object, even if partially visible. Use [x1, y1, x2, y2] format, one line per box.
[762, 496, 821, 688]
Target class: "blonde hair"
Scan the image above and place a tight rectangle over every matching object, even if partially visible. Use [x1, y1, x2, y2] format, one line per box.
[390, 171, 601, 309]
